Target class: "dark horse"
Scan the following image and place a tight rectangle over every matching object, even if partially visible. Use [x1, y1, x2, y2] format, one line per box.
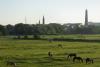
[48, 52, 53, 57]
[86, 58, 94, 64]
[67, 53, 76, 60]
[73, 56, 83, 63]
[58, 44, 63, 48]
[7, 61, 16, 67]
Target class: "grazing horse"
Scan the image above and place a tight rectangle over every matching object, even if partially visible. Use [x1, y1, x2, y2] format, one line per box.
[48, 39, 53, 43]
[73, 56, 83, 63]
[67, 53, 76, 60]
[86, 58, 94, 64]
[58, 44, 63, 48]
[7, 61, 16, 67]
[48, 52, 53, 57]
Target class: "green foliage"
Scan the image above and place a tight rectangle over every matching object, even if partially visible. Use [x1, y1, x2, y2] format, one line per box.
[0, 25, 6, 36]
[1, 23, 100, 36]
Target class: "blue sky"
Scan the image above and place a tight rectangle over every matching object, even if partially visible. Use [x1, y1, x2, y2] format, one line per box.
[0, 0, 100, 25]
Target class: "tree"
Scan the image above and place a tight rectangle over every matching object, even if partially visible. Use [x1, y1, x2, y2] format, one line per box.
[48, 23, 64, 34]
[0, 25, 6, 36]
[6, 24, 15, 35]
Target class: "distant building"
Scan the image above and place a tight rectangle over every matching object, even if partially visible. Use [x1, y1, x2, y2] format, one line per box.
[88, 22, 100, 26]
[43, 16, 45, 24]
[85, 9, 88, 26]
[84, 9, 100, 27]
[64, 23, 82, 29]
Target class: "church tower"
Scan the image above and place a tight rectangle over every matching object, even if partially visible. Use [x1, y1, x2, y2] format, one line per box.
[43, 16, 45, 24]
[85, 9, 88, 26]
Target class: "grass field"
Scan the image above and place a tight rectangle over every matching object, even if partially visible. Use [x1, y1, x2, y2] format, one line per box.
[0, 35, 100, 67]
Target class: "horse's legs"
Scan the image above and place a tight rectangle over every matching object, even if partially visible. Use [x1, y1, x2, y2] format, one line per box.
[91, 60, 93, 64]
[73, 58, 75, 62]
[67, 55, 70, 60]
[86, 60, 88, 64]
[81, 59, 83, 63]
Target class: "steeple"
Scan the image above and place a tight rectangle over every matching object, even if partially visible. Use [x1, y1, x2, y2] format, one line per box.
[39, 20, 40, 24]
[85, 9, 88, 26]
[43, 16, 45, 24]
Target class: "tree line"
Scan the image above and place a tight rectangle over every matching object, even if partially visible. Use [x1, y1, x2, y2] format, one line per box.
[0, 23, 100, 36]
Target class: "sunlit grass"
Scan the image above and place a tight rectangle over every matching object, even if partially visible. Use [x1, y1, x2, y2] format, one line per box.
[0, 36, 100, 67]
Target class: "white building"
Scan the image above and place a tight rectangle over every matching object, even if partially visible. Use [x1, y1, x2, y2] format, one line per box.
[88, 22, 100, 26]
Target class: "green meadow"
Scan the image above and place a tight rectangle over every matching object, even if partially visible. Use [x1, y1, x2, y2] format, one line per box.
[0, 35, 100, 67]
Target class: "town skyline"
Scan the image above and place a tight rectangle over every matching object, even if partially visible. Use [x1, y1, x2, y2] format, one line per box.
[0, 0, 100, 25]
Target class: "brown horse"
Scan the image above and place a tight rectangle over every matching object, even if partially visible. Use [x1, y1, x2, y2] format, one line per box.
[67, 53, 76, 60]
[7, 61, 16, 67]
[86, 58, 94, 64]
[73, 56, 83, 63]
